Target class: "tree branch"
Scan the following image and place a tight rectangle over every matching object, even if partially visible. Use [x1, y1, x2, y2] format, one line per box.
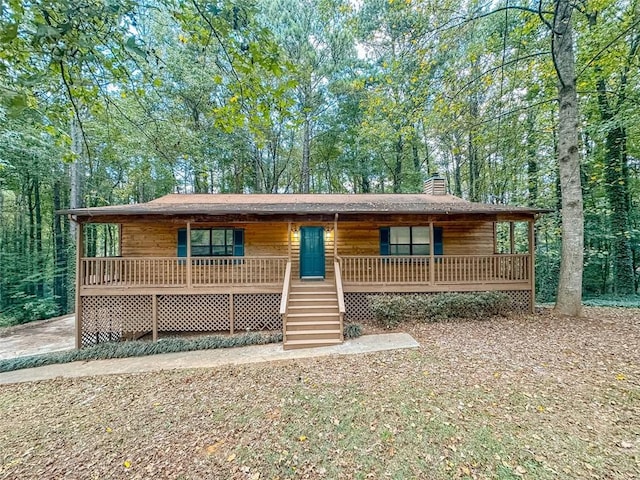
[470, 5, 553, 23]
[448, 52, 550, 100]
[58, 61, 92, 163]
[190, 0, 246, 105]
[577, 15, 640, 78]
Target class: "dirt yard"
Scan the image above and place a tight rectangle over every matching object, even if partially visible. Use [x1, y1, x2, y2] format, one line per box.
[0, 307, 638, 479]
[0, 315, 74, 360]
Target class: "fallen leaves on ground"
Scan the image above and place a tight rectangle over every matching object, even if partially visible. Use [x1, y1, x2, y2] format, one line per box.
[0, 306, 638, 479]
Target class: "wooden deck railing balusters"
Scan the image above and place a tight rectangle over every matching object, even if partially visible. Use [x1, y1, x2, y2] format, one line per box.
[80, 254, 528, 290]
[338, 254, 530, 286]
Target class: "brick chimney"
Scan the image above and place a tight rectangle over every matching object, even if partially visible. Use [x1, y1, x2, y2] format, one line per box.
[424, 174, 447, 195]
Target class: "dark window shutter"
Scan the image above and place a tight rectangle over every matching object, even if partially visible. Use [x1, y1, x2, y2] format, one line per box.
[177, 228, 187, 257]
[233, 229, 244, 256]
[380, 227, 390, 255]
[433, 226, 443, 255]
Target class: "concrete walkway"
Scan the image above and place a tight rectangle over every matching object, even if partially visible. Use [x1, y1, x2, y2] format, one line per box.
[0, 333, 419, 385]
[0, 315, 75, 360]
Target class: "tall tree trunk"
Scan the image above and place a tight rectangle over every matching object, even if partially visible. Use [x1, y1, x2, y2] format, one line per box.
[69, 116, 84, 242]
[0, 181, 5, 308]
[393, 132, 403, 193]
[301, 114, 311, 193]
[602, 125, 635, 293]
[52, 179, 67, 314]
[27, 181, 36, 296]
[588, 10, 637, 294]
[453, 149, 463, 198]
[421, 121, 432, 176]
[526, 112, 538, 207]
[553, 0, 584, 316]
[468, 95, 480, 202]
[468, 136, 479, 202]
[34, 179, 44, 298]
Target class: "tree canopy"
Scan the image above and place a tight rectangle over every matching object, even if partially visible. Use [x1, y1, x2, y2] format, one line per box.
[1, 0, 638, 323]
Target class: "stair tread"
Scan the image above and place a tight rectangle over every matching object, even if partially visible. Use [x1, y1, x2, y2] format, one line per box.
[287, 312, 340, 318]
[290, 285, 336, 293]
[284, 339, 343, 346]
[290, 294, 336, 297]
[286, 320, 341, 326]
[288, 305, 339, 310]
[286, 329, 341, 334]
[289, 297, 336, 301]
[291, 286, 335, 290]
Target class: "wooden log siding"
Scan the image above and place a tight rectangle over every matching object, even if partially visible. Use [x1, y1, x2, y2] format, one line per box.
[121, 222, 290, 257]
[334, 220, 495, 256]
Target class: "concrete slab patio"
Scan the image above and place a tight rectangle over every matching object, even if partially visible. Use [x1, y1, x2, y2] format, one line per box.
[0, 333, 419, 385]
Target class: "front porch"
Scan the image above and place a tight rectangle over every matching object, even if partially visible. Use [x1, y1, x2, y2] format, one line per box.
[65, 192, 544, 349]
[79, 253, 532, 293]
[77, 251, 533, 349]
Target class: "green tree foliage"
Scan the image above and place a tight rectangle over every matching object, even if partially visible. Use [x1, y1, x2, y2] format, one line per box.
[1, 0, 638, 324]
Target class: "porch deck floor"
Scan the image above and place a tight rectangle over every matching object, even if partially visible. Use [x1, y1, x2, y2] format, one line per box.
[0, 333, 419, 385]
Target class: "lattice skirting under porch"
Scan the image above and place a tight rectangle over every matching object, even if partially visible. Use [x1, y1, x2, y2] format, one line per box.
[80, 293, 282, 347]
[344, 290, 532, 323]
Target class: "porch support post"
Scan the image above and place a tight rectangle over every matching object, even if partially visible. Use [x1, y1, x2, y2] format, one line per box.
[152, 294, 158, 342]
[75, 220, 83, 349]
[229, 293, 234, 334]
[429, 221, 435, 285]
[528, 218, 536, 313]
[117, 223, 123, 255]
[334, 213, 338, 259]
[287, 221, 292, 260]
[187, 221, 192, 289]
[509, 221, 515, 254]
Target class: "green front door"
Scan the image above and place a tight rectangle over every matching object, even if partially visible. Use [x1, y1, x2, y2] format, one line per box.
[300, 226, 325, 278]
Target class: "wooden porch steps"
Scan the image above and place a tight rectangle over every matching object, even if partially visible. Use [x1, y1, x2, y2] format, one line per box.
[283, 281, 343, 350]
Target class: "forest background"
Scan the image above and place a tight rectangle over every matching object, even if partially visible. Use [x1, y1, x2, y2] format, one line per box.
[0, 0, 638, 325]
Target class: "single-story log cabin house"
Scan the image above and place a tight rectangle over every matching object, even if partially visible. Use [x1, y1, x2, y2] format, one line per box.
[63, 177, 547, 350]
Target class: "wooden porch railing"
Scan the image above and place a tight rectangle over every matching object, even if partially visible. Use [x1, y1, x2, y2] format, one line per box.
[81, 257, 186, 287]
[338, 254, 530, 285]
[81, 256, 288, 287]
[338, 255, 431, 284]
[334, 261, 346, 339]
[280, 262, 292, 344]
[434, 255, 529, 284]
[191, 256, 288, 286]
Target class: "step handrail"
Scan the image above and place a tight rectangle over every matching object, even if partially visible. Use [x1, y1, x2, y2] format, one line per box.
[334, 261, 346, 340]
[280, 262, 292, 344]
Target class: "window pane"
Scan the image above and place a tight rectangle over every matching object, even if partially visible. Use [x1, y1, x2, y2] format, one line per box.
[226, 229, 234, 244]
[391, 245, 411, 255]
[412, 227, 430, 244]
[211, 229, 226, 245]
[413, 244, 430, 255]
[390, 227, 410, 244]
[191, 230, 209, 246]
[212, 246, 227, 256]
[192, 245, 210, 256]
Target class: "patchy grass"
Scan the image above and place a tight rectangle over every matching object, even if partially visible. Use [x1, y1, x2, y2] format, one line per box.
[0, 307, 638, 479]
[583, 294, 640, 308]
